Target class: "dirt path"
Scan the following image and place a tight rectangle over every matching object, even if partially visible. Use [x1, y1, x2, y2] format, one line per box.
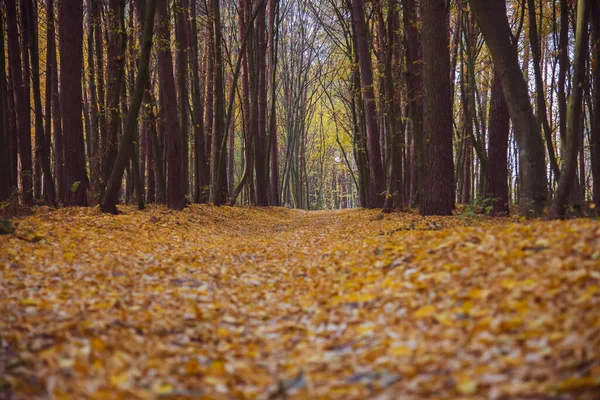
[1, 206, 599, 399]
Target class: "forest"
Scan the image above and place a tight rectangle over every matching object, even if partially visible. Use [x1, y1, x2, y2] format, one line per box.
[1, 0, 600, 398]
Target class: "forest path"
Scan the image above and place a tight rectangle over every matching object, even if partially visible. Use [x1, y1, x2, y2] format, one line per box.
[1, 206, 599, 399]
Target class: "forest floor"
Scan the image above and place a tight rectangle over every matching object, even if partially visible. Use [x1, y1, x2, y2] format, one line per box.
[0, 206, 599, 399]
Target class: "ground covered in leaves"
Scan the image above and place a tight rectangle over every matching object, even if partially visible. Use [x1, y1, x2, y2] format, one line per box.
[1, 206, 599, 399]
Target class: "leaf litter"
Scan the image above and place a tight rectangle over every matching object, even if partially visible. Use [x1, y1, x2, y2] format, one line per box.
[1, 205, 599, 399]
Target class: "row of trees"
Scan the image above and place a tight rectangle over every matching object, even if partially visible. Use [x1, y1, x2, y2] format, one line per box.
[1, 0, 599, 217]
[338, 0, 599, 218]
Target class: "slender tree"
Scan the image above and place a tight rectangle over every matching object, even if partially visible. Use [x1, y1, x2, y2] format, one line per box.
[420, 0, 454, 216]
[469, 0, 548, 216]
[102, 0, 156, 213]
[549, 0, 589, 218]
[351, 0, 386, 208]
[156, 0, 186, 210]
[59, 0, 89, 205]
[5, 0, 34, 206]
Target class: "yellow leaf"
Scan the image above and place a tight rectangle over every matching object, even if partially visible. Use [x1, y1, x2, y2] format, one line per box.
[63, 252, 75, 263]
[389, 346, 413, 357]
[91, 338, 105, 352]
[21, 298, 40, 306]
[414, 305, 436, 318]
[456, 377, 478, 395]
[153, 383, 173, 395]
[109, 371, 130, 387]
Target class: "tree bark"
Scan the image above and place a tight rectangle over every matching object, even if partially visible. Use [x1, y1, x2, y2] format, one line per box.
[0, 6, 11, 201]
[156, 0, 186, 210]
[351, 0, 385, 208]
[402, 0, 424, 207]
[5, 0, 34, 206]
[527, 0, 561, 180]
[189, 0, 208, 203]
[485, 72, 510, 215]
[102, 0, 156, 213]
[549, 0, 588, 218]
[211, 0, 229, 205]
[420, 0, 454, 216]
[59, 0, 89, 206]
[591, 0, 600, 211]
[25, 0, 55, 206]
[469, 0, 548, 217]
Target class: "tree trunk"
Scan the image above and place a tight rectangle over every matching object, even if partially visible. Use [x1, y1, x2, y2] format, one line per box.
[549, 0, 588, 218]
[485, 72, 510, 215]
[175, 0, 190, 197]
[100, 0, 127, 202]
[6, 0, 34, 206]
[268, 0, 280, 206]
[420, 0, 454, 216]
[255, 0, 269, 206]
[351, 0, 385, 208]
[59, 0, 89, 206]
[156, 0, 185, 210]
[189, 0, 208, 203]
[102, 0, 156, 213]
[25, 0, 55, 206]
[211, 0, 228, 205]
[402, 0, 424, 207]
[591, 0, 600, 211]
[0, 7, 10, 201]
[527, 0, 561, 181]
[469, 0, 548, 217]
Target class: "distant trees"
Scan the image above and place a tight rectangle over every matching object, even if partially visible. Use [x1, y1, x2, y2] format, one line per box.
[1, 0, 599, 217]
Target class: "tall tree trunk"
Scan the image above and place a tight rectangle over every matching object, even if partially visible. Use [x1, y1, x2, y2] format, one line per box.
[591, 0, 600, 211]
[19, 0, 37, 200]
[59, 0, 89, 206]
[255, 0, 269, 206]
[6, 0, 34, 206]
[87, 0, 100, 192]
[25, 0, 55, 206]
[420, 0, 454, 216]
[267, 0, 280, 206]
[189, 0, 208, 203]
[469, 0, 548, 217]
[351, 0, 385, 208]
[383, 0, 404, 212]
[100, 0, 127, 202]
[402, 0, 424, 207]
[156, 0, 185, 210]
[485, 72, 510, 215]
[47, 0, 65, 203]
[211, 0, 228, 205]
[0, 6, 11, 201]
[175, 0, 190, 197]
[549, 0, 588, 218]
[527, 0, 561, 180]
[204, 26, 215, 190]
[102, 0, 156, 213]
[558, 0, 569, 149]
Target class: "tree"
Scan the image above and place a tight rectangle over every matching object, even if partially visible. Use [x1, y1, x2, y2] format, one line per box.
[156, 0, 186, 210]
[102, 0, 156, 213]
[0, 6, 11, 202]
[5, 0, 34, 206]
[485, 73, 510, 215]
[469, 0, 548, 217]
[549, 0, 588, 218]
[420, 0, 454, 216]
[351, 0, 386, 208]
[590, 0, 600, 211]
[59, 0, 89, 206]
[24, 0, 56, 206]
